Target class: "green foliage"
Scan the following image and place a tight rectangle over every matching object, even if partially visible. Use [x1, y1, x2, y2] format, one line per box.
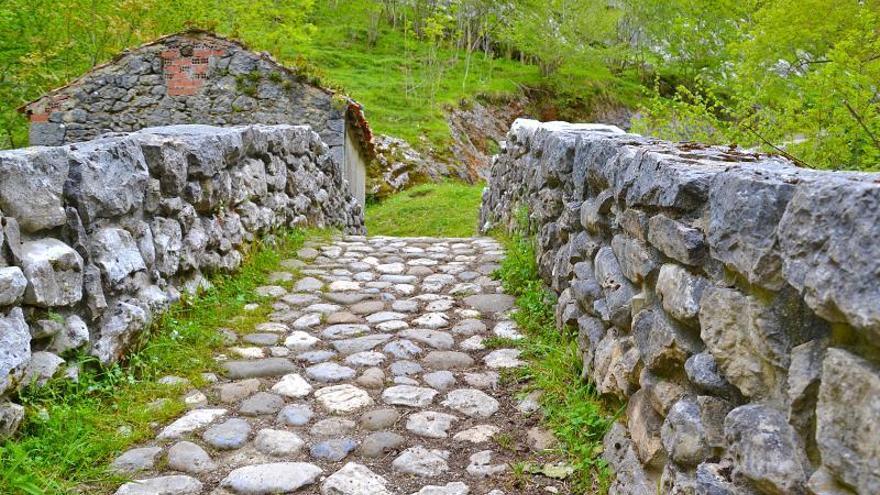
[631, 0, 880, 170]
[0, 0, 314, 149]
[494, 224, 614, 494]
[365, 181, 484, 238]
[0, 229, 317, 494]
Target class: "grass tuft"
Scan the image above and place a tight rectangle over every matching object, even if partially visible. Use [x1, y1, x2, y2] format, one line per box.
[493, 224, 614, 494]
[0, 228, 323, 495]
[365, 181, 484, 238]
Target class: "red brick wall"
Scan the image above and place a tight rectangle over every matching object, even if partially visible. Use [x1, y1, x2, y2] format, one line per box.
[161, 47, 226, 97]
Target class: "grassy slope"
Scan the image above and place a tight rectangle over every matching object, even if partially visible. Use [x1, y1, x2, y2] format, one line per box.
[365, 181, 485, 237]
[295, 4, 541, 152]
[0, 229, 325, 495]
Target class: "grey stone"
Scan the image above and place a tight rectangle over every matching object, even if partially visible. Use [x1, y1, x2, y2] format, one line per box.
[254, 428, 305, 456]
[0, 402, 25, 439]
[306, 362, 356, 383]
[0, 148, 69, 233]
[310, 417, 356, 438]
[91, 301, 148, 365]
[423, 370, 456, 391]
[166, 441, 215, 474]
[410, 482, 470, 495]
[277, 404, 314, 426]
[699, 287, 791, 400]
[223, 358, 296, 379]
[114, 475, 202, 495]
[390, 360, 423, 376]
[321, 462, 391, 495]
[314, 384, 373, 413]
[441, 389, 499, 418]
[360, 408, 400, 430]
[239, 392, 285, 416]
[406, 411, 458, 438]
[67, 137, 149, 222]
[332, 334, 393, 354]
[21, 351, 64, 387]
[0, 267, 26, 306]
[311, 438, 358, 461]
[111, 446, 163, 474]
[399, 329, 454, 350]
[777, 179, 880, 337]
[632, 308, 700, 373]
[466, 450, 507, 478]
[216, 379, 261, 403]
[382, 385, 438, 407]
[220, 462, 322, 495]
[655, 264, 707, 323]
[422, 351, 474, 370]
[816, 348, 880, 494]
[611, 234, 659, 283]
[360, 431, 406, 458]
[202, 418, 251, 450]
[392, 446, 450, 476]
[725, 404, 809, 494]
[49, 314, 90, 353]
[20, 239, 84, 307]
[0, 308, 31, 394]
[462, 294, 515, 314]
[91, 228, 146, 286]
[648, 214, 707, 265]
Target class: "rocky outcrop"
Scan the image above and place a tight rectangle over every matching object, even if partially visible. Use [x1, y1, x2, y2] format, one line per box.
[481, 119, 880, 495]
[0, 124, 363, 428]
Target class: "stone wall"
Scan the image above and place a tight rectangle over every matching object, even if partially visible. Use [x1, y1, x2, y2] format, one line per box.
[21, 31, 371, 198]
[0, 124, 364, 433]
[480, 119, 880, 495]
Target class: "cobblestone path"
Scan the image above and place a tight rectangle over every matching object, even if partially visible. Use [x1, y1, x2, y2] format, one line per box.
[109, 235, 564, 495]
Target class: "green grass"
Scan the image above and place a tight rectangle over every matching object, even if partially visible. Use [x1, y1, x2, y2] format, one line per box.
[493, 221, 614, 494]
[295, 4, 542, 152]
[365, 181, 484, 237]
[0, 228, 326, 495]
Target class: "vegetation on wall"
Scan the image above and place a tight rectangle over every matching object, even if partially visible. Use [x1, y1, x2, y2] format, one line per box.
[2, 0, 878, 170]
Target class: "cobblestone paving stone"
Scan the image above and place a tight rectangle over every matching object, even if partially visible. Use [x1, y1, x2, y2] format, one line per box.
[110, 236, 565, 495]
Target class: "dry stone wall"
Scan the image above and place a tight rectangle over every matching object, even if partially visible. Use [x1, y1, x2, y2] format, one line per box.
[480, 119, 880, 495]
[0, 124, 363, 433]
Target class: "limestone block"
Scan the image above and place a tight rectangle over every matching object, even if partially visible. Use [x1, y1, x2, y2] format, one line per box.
[724, 404, 810, 495]
[0, 146, 69, 232]
[91, 228, 147, 287]
[816, 348, 880, 494]
[20, 239, 84, 307]
[0, 308, 31, 394]
[0, 267, 27, 306]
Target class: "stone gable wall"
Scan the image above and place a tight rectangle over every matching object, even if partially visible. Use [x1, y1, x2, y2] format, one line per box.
[480, 119, 880, 495]
[24, 34, 351, 167]
[0, 124, 364, 431]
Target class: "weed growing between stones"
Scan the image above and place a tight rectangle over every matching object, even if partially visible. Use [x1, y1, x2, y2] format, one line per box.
[494, 224, 614, 494]
[0, 229, 326, 495]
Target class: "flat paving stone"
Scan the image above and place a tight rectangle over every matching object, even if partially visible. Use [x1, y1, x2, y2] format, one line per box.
[202, 418, 251, 449]
[220, 462, 321, 494]
[223, 358, 296, 379]
[322, 462, 392, 494]
[115, 475, 202, 495]
[167, 441, 215, 474]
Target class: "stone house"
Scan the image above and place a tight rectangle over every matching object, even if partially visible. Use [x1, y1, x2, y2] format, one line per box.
[17, 30, 372, 205]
